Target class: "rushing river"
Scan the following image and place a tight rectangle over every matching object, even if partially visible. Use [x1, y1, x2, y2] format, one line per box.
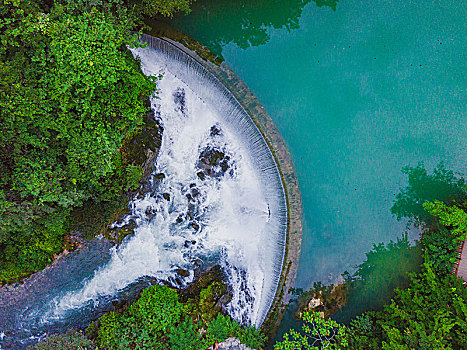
[0, 36, 287, 349]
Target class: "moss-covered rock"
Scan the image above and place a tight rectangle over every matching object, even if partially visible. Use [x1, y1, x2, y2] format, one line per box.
[296, 282, 349, 319]
[179, 265, 226, 303]
[104, 219, 137, 244]
[69, 108, 162, 243]
[121, 109, 162, 195]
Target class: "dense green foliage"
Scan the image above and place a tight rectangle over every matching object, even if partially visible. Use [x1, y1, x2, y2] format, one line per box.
[274, 311, 347, 350]
[278, 165, 467, 349]
[205, 313, 266, 349]
[0, 0, 194, 283]
[0, 0, 158, 283]
[30, 329, 97, 350]
[88, 283, 266, 350]
[421, 201, 467, 276]
[130, 0, 192, 17]
[366, 264, 467, 349]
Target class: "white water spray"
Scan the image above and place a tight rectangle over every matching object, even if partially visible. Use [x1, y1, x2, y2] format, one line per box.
[44, 36, 286, 326]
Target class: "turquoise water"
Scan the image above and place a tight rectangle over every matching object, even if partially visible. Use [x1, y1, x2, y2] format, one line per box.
[170, 0, 466, 329]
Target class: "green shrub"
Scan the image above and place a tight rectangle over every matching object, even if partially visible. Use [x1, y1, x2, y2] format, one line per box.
[274, 311, 347, 350]
[30, 329, 96, 350]
[205, 314, 236, 343]
[92, 285, 184, 349]
[237, 324, 267, 349]
[204, 313, 266, 349]
[130, 284, 182, 334]
[168, 317, 203, 350]
[96, 312, 124, 349]
[126, 165, 144, 191]
[131, 0, 193, 18]
[421, 224, 462, 276]
[90, 283, 266, 350]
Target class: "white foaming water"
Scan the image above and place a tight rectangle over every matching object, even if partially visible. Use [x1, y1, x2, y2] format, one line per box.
[43, 37, 286, 326]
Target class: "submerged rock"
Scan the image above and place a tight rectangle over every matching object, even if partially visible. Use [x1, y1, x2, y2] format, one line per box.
[105, 219, 137, 244]
[173, 87, 186, 114]
[121, 109, 163, 195]
[179, 265, 227, 302]
[210, 124, 222, 136]
[178, 266, 233, 321]
[199, 147, 226, 167]
[176, 215, 184, 224]
[176, 269, 190, 277]
[197, 146, 232, 179]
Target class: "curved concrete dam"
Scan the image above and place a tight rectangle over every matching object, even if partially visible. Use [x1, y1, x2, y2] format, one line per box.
[127, 34, 288, 325]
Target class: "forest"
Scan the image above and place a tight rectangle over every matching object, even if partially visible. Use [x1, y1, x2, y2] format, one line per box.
[0, 0, 193, 283]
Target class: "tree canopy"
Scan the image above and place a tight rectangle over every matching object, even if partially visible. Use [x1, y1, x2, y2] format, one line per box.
[0, 0, 191, 283]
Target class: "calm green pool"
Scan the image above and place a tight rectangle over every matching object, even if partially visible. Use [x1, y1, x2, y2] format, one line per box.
[170, 0, 466, 332]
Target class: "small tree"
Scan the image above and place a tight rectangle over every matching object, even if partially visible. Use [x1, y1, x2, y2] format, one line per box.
[275, 311, 347, 350]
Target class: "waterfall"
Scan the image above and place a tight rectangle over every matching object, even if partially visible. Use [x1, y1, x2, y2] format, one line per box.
[0, 34, 286, 350]
[130, 35, 288, 325]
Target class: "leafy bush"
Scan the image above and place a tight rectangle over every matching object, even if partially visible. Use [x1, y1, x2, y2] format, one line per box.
[0, 207, 70, 282]
[205, 314, 236, 343]
[421, 224, 462, 276]
[421, 201, 467, 276]
[346, 315, 378, 350]
[274, 311, 347, 350]
[90, 283, 266, 350]
[96, 312, 125, 349]
[370, 263, 467, 349]
[92, 285, 183, 349]
[236, 324, 267, 349]
[130, 284, 183, 334]
[168, 318, 203, 350]
[30, 329, 96, 350]
[130, 0, 193, 17]
[205, 314, 266, 349]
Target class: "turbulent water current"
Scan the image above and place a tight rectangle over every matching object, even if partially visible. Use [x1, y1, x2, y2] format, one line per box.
[0, 36, 287, 349]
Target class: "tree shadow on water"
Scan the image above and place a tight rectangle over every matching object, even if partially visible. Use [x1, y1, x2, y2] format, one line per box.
[169, 0, 341, 57]
[391, 162, 466, 227]
[335, 162, 465, 323]
[313, 0, 339, 11]
[333, 234, 423, 324]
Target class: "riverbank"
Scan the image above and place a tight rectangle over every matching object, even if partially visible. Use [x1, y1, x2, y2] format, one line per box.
[0, 111, 162, 286]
